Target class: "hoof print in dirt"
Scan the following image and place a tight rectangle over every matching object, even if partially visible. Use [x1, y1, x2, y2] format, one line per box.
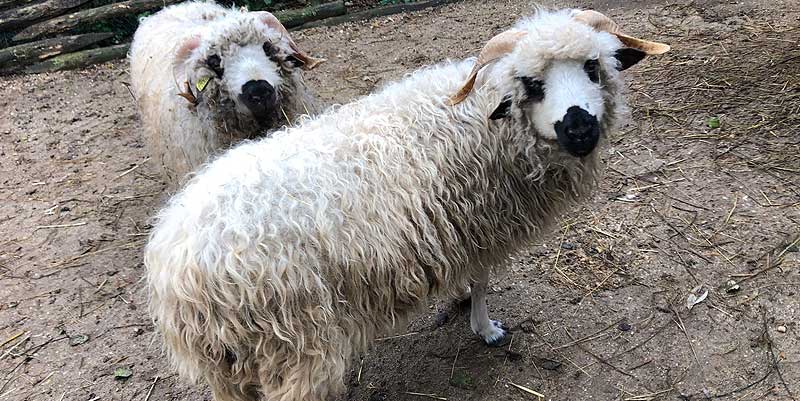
[538, 358, 562, 371]
[449, 371, 476, 390]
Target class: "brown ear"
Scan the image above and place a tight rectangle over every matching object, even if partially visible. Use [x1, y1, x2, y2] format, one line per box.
[448, 30, 527, 105]
[172, 35, 201, 81]
[255, 11, 325, 70]
[172, 35, 201, 105]
[572, 10, 670, 55]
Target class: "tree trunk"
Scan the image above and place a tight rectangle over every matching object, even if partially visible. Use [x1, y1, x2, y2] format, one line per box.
[298, 0, 459, 30]
[274, 0, 346, 29]
[14, 0, 183, 42]
[23, 43, 129, 74]
[0, 32, 113, 69]
[0, 0, 91, 31]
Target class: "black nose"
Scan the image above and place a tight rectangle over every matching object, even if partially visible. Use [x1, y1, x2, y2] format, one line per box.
[553, 106, 600, 157]
[239, 80, 277, 115]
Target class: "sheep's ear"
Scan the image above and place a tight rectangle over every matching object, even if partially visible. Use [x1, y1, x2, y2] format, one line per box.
[490, 96, 513, 120]
[172, 35, 201, 82]
[614, 48, 647, 71]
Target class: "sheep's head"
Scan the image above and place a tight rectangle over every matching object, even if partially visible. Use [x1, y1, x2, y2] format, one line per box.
[172, 11, 324, 131]
[450, 9, 669, 158]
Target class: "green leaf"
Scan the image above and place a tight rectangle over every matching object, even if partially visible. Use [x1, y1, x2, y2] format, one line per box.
[707, 116, 721, 129]
[114, 367, 133, 380]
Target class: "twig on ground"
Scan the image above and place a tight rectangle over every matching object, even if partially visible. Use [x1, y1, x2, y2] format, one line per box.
[553, 318, 624, 350]
[762, 308, 796, 400]
[565, 328, 634, 378]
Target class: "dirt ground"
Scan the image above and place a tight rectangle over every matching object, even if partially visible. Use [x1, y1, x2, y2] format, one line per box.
[1, 0, 799, 400]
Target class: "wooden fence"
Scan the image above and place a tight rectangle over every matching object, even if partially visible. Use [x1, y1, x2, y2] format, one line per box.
[0, 0, 457, 75]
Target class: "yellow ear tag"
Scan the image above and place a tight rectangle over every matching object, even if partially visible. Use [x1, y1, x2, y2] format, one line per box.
[196, 76, 211, 92]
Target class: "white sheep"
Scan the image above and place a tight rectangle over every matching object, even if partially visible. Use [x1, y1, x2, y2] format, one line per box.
[129, 1, 324, 187]
[144, 9, 669, 401]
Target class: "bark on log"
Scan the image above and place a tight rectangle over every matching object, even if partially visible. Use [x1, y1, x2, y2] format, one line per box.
[0, 0, 91, 31]
[14, 0, 182, 42]
[23, 42, 129, 74]
[0, 0, 37, 13]
[298, 0, 459, 30]
[274, 1, 345, 29]
[0, 32, 112, 68]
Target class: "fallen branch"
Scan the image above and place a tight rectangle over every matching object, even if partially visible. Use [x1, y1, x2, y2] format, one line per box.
[24, 43, 130, 74]
[0, 0, 37, 12]
[297, 0, 459, 30]
[274, 1, 345, 29]
[0, 0, 90, 31]
[14, 0, 182, 42]
[0, 32, 112, 70]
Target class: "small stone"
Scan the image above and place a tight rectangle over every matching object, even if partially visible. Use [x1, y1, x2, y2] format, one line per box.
[434, 311, 448, 328]
[777, 325, 787, 333]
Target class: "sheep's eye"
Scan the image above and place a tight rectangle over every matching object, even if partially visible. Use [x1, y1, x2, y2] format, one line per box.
[207, 55, 223, 77]
[584, 59, 600, 83]
[284, 54, 305, 68]
[263, 42, 279, 61]
[518, 76, 545, 102]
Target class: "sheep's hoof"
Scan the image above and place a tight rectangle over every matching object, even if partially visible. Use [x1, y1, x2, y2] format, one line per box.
[478, 320, 510, 347]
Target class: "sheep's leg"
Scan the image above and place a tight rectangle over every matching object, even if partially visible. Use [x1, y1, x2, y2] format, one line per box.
[470, 269, 509, 346]
[206, 372, 259, 401]
[258, 341, 348, 401]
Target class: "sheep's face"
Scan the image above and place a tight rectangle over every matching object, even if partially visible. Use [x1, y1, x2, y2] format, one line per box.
[173, 13, 321, 132]
[491, 50, 643, 158]
[195, 40, 286, 126]
[453, 10, 667, 159]
[488, 18, 647, 158]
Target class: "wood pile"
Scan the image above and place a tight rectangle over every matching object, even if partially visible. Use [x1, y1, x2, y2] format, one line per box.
[0, 0, 456, 75]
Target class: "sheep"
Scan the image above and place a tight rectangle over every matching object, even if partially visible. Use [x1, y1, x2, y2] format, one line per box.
[129, 1, 325, 187]
[144, 8, 669, 401]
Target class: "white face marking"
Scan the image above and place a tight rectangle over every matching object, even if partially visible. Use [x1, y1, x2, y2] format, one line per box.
[530, 61, 605, 140]
[223, 43, 283, 113]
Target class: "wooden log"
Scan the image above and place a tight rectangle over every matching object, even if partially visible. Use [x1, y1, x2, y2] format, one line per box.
[13, 0, 183, 42]
[0, 0, 91, 31]
[0, 32, 112, 69]
[23, 43, 129, 74]
[273, 0, 345, 29]
[0, 0, 37, 13]
[298, 0, 459, 30]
